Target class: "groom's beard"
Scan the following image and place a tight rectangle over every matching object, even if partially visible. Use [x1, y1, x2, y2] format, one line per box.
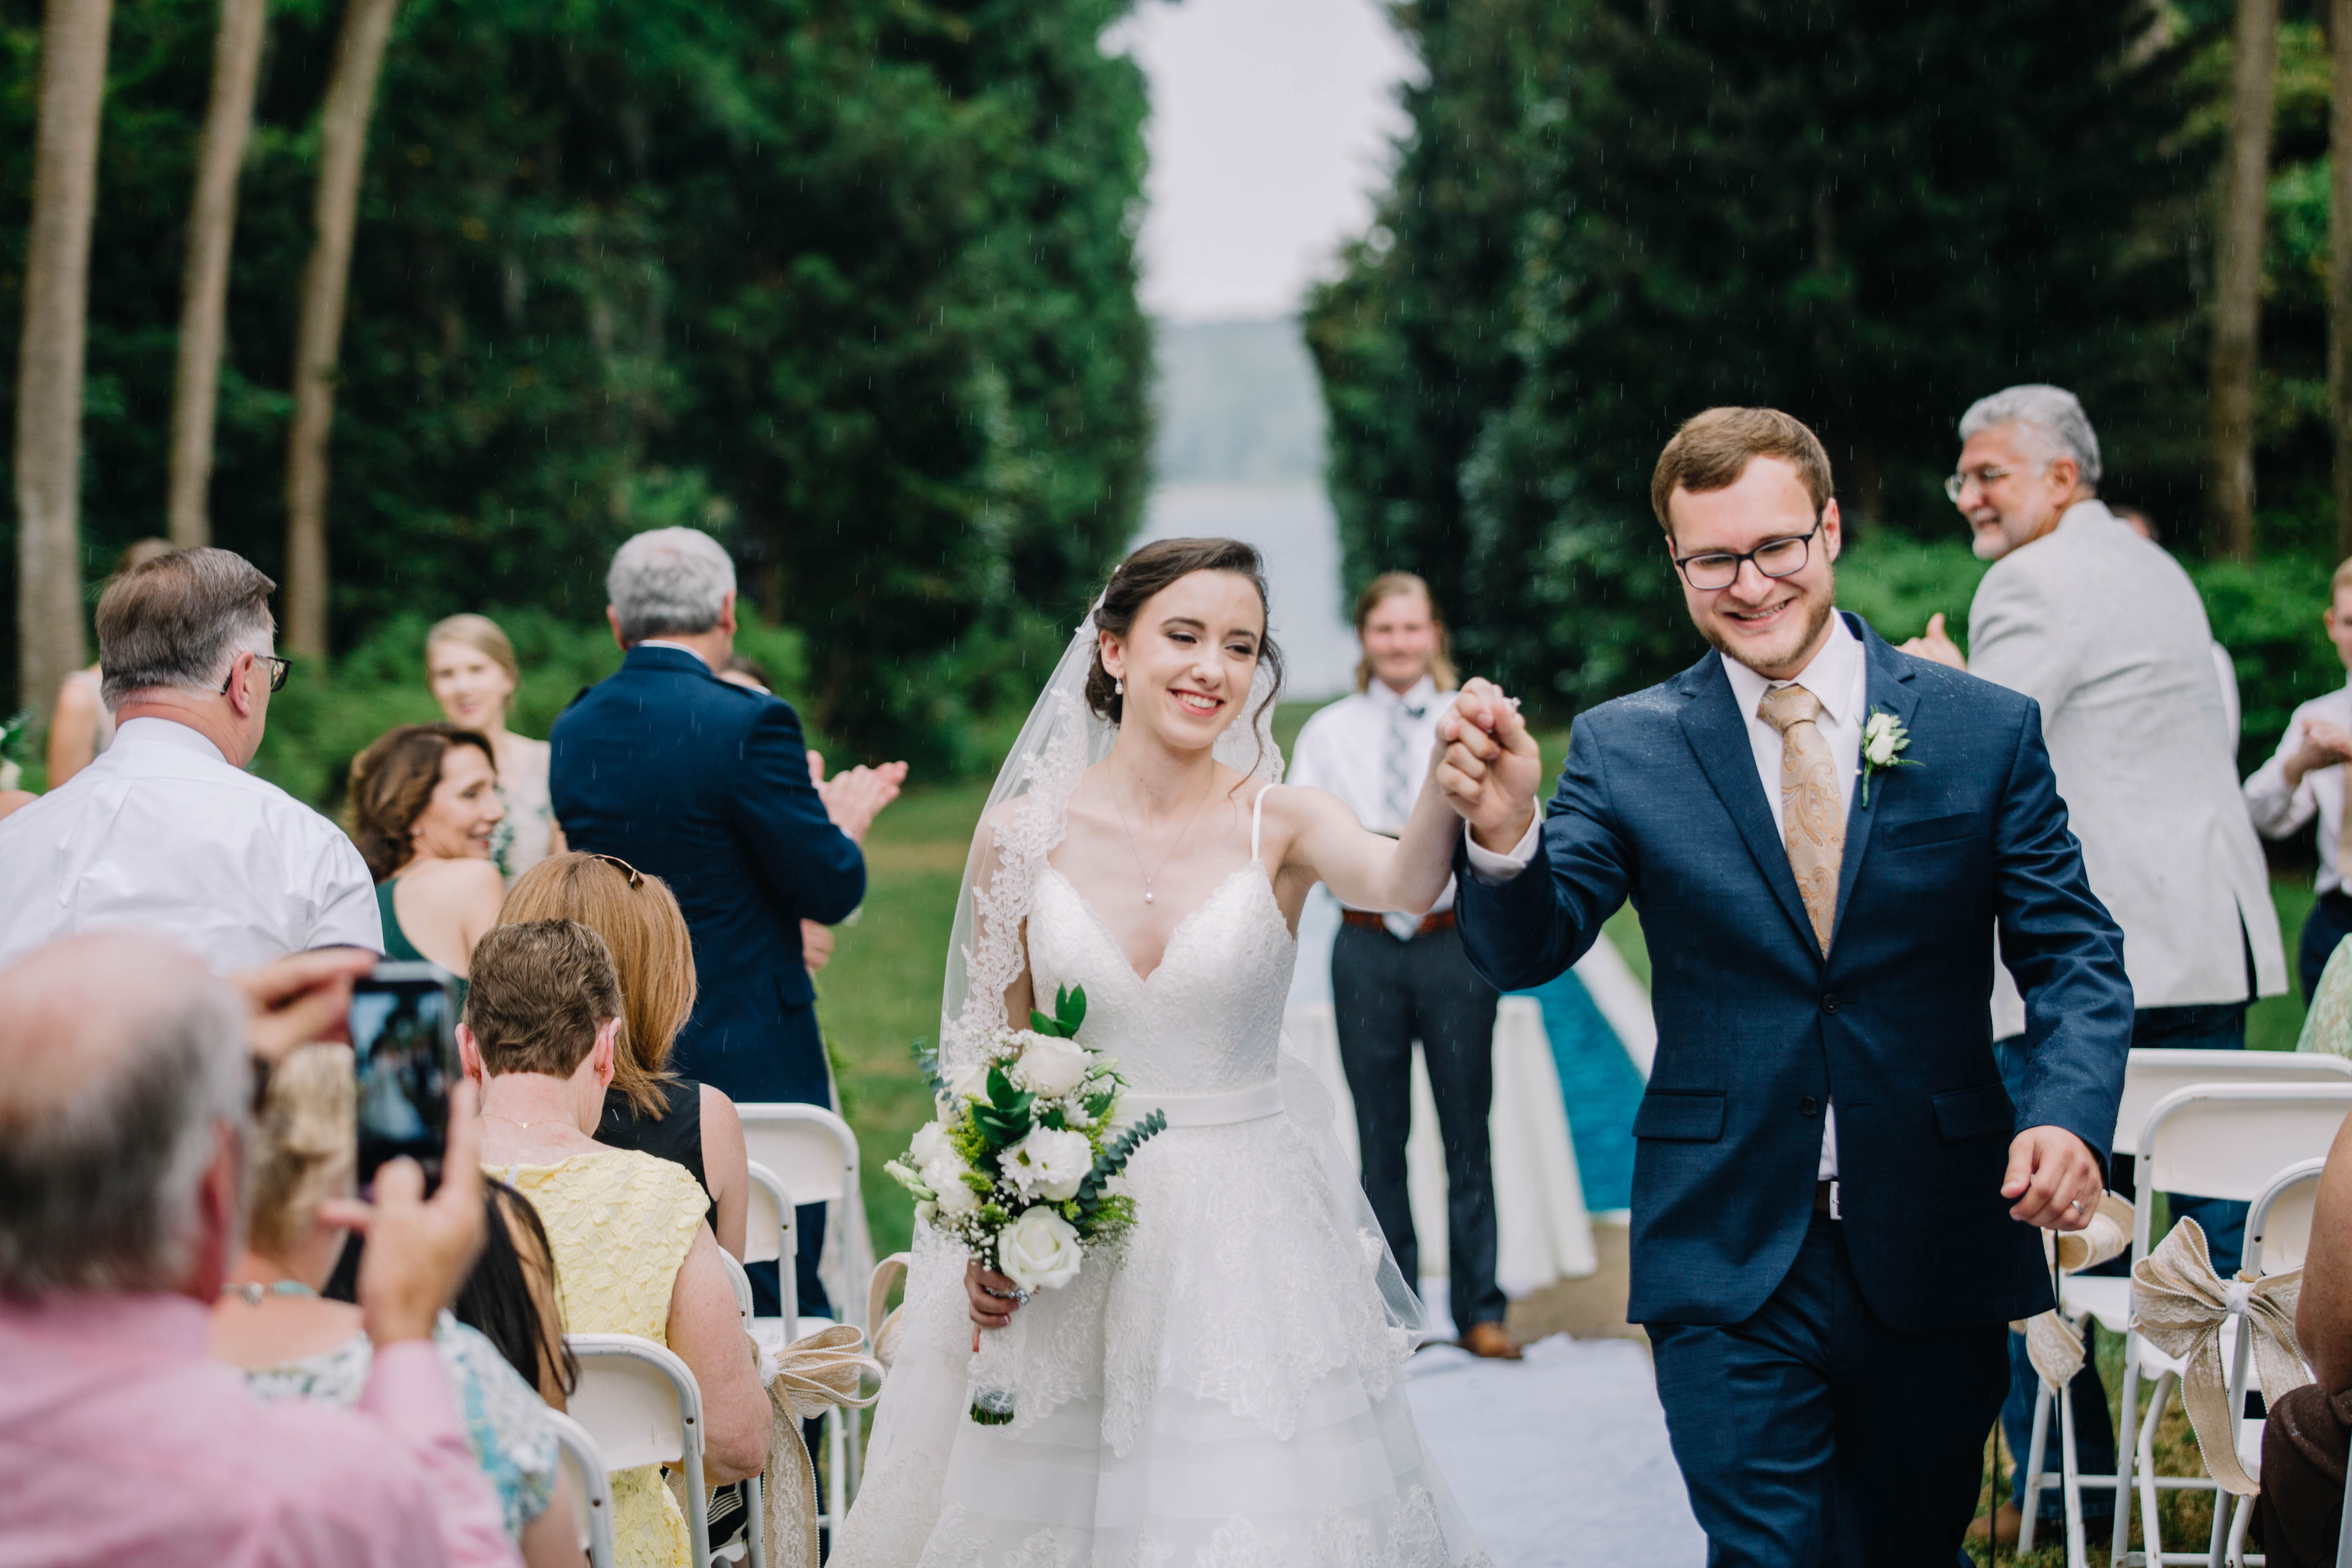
[1695, 579, 1836, 680]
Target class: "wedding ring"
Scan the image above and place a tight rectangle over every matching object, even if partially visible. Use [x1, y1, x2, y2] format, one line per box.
[2069, 1199, 2084, 1213]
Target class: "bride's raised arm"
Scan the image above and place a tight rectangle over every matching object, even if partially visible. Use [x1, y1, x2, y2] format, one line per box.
[1276, 705, 1501, 915]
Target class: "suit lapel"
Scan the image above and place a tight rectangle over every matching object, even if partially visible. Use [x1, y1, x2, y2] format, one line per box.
[1829, 617, 1921, 948]
[1676, 655, 1819, 953]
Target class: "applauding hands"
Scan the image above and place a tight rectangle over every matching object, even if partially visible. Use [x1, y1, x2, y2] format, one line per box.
[1435, 677, 1544, 850]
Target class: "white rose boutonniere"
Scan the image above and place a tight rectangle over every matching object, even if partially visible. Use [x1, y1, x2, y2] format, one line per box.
[1858, 706, 1921, 806]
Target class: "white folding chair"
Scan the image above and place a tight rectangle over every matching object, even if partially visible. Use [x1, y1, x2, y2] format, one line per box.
[2017, 1052, 2352, 1562]
[544, 1409, 617, 1568]
[742, 1160, 799, 1335]
[712, 1250, 771, 1568]
[735, 1104, 866, 1525]
[566, 1333, 713, 1568]
[2108, 1085, 2352, 1567]
[2212, 1158, 2328, 1567]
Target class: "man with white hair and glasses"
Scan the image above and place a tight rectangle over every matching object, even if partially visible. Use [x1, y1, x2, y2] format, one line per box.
[0, 547, 381, 969]
[552, 526, 901, 1319]
[1907, 383, 2286, 1546]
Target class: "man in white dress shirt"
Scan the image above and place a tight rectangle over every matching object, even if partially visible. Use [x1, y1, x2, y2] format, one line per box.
[0, 548, 380, 971]
[1288, 574, 1518, 1359]
[1907, 384, 2285, 1545]
[2247, 556, 2352, 1002]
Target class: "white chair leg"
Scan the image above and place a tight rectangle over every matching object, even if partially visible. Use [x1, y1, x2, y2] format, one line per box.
[826, 1405, 847, 1534]
[742, 1473, 768, 1568]
[2224, 1491, 2254, 1568]
[2063, 1383, 2089, 1567]
[2118, 1356, 2145, 1566]
[2022, 1376, 2052, 1554]
[2140, 1370, 2179, 1566]
[2209, 1479, 2232, 1568]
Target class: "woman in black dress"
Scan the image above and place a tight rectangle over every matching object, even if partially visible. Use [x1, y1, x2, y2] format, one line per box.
[500, 851, 750, 1258]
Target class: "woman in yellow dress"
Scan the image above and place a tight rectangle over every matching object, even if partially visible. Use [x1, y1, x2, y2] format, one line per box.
[464, 918, 771, 1568]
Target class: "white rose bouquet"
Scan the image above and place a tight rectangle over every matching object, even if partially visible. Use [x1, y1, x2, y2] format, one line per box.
[884, 984, 1166, 1424]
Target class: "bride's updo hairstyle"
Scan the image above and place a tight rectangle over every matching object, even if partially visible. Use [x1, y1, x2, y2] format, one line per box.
[1085, 537, 1286, 735]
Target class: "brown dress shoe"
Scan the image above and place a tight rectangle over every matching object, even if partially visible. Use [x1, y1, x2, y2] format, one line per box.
[1964, 1502, 2021, 1549]
[1459, 1322, 1523, 1360]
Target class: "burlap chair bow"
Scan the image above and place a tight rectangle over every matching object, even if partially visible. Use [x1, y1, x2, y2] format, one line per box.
[757, 1323, 885, 1568]
[2020, 1189, 2134, 1390]
[2128, 1217, 2309, 1496]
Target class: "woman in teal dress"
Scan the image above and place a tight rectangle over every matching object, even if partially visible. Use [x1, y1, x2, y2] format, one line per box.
[347, 724, 508, 996]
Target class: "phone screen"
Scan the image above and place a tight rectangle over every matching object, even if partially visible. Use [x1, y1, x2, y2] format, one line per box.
[348, 962, 457, 1186]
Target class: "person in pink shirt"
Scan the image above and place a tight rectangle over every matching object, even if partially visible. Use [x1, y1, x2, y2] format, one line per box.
[0, 934, 521, 1568]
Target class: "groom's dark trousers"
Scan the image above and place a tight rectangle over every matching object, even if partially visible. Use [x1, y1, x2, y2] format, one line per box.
[1455, 616, 2132, 1566]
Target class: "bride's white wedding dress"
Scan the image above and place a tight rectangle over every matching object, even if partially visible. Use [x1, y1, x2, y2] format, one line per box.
[836, 788, 1488, 1568]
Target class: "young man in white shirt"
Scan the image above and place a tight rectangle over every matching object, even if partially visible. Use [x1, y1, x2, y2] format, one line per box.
[1287, 575, 1518, 1359]
[0, 548, 379, 971]
[2246, 555, 2352, 1000]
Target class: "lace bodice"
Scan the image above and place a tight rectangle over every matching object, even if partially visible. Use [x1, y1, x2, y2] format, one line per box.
[1026, 789, 1297, 1098]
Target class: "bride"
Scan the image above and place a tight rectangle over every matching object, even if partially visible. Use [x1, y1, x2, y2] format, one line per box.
[834, 537, 1499, 1568]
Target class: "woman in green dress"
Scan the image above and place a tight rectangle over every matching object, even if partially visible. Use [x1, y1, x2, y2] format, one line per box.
[348, 724, 508, 996]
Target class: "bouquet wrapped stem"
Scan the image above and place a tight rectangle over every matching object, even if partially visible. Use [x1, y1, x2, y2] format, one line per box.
[885, 984, 1167, 1425]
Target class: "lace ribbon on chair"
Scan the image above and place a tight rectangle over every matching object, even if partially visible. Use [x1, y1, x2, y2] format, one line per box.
[2129, 1218, 2308, 1495]
[2021, 1189, 2133, 1389]
[759, 1323, 887, 1568]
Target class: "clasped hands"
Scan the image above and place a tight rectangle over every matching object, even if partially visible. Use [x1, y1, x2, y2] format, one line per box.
[1430, 679, 2105, 1234]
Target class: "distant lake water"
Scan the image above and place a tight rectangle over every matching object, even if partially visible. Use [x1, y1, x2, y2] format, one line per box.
[1134, 481, 1354, 700]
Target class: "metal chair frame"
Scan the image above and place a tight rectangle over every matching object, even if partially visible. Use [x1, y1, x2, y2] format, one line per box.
[543, 1408, 618, 1568]
[566, 1332, 714, 1568]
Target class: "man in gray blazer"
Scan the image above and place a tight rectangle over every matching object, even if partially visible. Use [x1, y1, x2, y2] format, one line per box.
[1908, 383, 2288, 1544]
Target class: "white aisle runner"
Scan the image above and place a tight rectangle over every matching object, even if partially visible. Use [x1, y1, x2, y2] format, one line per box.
[1406, 1337, 1705, 1567]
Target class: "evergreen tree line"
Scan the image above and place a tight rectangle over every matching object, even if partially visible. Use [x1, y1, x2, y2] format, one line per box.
[1309, 0, 2339, 722]
[1, 0, 1151, 768]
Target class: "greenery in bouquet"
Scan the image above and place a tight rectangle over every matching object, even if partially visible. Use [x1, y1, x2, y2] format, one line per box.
[886, 983, 1167, 1324]
[0, 709, 34, 793]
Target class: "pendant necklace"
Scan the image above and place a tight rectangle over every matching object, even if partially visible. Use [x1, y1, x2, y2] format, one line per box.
[221, 1279, 318, 1306]
[485, 1110, 570, 1130]
[1112, 774, 1213, 904]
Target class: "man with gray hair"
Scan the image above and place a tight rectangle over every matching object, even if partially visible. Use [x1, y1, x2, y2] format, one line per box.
[552, 526, 902, 1319]
[1908, 384, 2286, 1548]
[0, 933, 513, 1566]
[0, 547, 380, 969]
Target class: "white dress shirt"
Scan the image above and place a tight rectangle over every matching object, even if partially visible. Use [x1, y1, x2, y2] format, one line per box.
[2246, 682, 2352, 897]
[1288, 675, 1459, 925]
[0, 717, 381, 972]
[1468, 612, 1866, 1178]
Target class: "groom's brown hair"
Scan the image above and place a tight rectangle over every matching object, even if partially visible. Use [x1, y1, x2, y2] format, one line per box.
[1650, 408, 1833, 537]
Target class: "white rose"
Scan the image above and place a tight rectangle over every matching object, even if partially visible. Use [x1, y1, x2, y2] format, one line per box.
[909, 1120, 953, 1168]
[998, 1206, 1083, 1292]
[948, 1061, 992, 1103]
[1862, 715, 1900, 766]
[924, 1157, 979, 1215]
[1016, 1033, 1091, 1098]
[999, 1126, 1094, 1202]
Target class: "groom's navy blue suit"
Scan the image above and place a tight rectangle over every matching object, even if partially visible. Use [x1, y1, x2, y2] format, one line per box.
[1455, 614, 2132, 1563]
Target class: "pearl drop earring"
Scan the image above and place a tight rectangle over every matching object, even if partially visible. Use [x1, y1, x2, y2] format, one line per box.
[1114, 678, 1124, 695]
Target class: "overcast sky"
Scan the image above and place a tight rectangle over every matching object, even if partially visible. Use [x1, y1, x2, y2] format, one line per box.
[1112, 0, 1419, 324]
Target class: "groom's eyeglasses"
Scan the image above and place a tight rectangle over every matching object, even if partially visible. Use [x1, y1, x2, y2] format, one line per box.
[1671, 519, 1823, 592]
[220, 654, 292, 695]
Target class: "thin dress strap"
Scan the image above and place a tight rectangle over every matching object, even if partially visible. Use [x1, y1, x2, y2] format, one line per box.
[1250, 782, 1274, 863]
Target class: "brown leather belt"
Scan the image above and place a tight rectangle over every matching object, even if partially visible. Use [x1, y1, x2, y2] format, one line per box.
[1340, 909, 1457, 939]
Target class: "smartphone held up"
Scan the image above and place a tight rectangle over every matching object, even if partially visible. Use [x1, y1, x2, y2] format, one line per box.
[348, 962, 458, 1187]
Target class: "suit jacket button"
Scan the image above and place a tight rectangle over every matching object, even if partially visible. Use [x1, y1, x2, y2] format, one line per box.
[1820, 992, 1840, 1014]
[1800, 1097, 1820, 1117]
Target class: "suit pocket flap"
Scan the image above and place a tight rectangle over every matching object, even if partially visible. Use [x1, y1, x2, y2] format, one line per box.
[1632, 1092, 1726, 1143]
[1933, 1083, 2016, 1142]
[1886, 812, 1981, 850]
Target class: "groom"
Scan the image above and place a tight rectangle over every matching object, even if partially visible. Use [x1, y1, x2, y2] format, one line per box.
[1436, 408, 2132, 1563]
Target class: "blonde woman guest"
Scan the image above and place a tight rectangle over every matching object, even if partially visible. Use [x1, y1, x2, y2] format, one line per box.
[503, 852, 751, 1260]
[465, 920, 770, 1568]
[45, 538, 174, 786]
[428, 614, 566, 878]
[209, 1044, 581, 1566]
[349, 724, 508, 995]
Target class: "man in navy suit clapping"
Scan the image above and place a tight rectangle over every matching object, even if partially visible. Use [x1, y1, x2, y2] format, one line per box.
[553, 527, 903, 1316]
[1436, 409, 2132, 1564]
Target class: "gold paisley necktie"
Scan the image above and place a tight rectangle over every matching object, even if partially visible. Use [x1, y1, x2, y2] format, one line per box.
[1759, 684, 1844, 954]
